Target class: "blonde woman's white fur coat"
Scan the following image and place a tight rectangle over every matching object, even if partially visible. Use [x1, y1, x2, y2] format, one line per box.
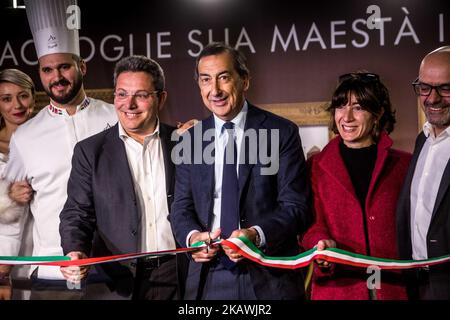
[0, 179, 23, 224]
[0, 153, 24, 224]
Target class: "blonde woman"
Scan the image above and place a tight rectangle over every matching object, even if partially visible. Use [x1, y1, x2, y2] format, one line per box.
[0, 69, 35, 299]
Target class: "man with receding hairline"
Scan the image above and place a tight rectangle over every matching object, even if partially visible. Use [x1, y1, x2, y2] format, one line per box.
[171, 43, 311, 300]
[397, 46, 450, 300]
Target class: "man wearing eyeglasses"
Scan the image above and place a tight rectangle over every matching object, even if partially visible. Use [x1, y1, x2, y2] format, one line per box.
[397, 46, 450, 300]
[59, 55, 188, 300]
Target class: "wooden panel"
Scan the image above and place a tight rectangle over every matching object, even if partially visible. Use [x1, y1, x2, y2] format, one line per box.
[258, 101, 330, 126]
[417, 98, 426, 133]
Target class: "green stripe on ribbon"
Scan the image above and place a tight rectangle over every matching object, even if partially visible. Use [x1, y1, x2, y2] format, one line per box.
[0, 255, 70, 262]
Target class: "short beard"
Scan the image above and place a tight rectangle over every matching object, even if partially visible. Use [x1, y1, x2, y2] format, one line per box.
[45, 72, 83, 105]
[425, 105, 450, 128]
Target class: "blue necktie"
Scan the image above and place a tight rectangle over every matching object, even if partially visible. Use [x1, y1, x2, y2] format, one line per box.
[220, 121, 239, 239]
[219, 122, 239, 269]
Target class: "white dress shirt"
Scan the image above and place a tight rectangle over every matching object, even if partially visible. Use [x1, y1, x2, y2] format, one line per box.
[2, 97, 117, 279]
[118, 120, 176, 253]
[411, 122, 450, 260]
[210, 103, 248, 232]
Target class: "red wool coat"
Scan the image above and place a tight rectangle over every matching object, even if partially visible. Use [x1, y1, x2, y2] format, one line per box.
[301, 133, 411, 300]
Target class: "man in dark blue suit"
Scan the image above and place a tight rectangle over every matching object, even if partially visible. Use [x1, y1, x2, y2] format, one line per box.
[59, 56, 187, 299]
[170, 43, 311, 300]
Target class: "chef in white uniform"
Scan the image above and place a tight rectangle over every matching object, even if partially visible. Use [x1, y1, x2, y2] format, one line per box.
[0, 0, 117, 299]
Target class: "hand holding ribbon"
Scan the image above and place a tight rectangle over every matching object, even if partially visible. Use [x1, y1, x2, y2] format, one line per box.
[314, 239, 336, 268]
[189, 229, 221, 263]
[60, 251, 89, 283]
[222, 228, 258, 263]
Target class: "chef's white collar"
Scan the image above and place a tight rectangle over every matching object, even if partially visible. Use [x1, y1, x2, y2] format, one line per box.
[47, 97, 91, 117]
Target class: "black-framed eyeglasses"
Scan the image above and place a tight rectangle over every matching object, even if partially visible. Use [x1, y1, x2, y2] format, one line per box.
[114, 90, 160, 102]
[338, 72, 380, 83]
[412, 78, 450, 97]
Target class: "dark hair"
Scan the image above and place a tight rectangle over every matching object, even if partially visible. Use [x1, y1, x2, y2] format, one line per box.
[194, 42, 249, 81]
[327, 72, 396, 139]
[38, 54, 82, 67]
[71, 54, 81, 63]
[113, 55, 165, 91]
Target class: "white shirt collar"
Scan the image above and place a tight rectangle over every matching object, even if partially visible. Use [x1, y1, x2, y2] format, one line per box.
[48, 96, 90, 117]
[213, 100, 248, 136]
[118, 118, 160, 142]
[423, 121, 450, 139]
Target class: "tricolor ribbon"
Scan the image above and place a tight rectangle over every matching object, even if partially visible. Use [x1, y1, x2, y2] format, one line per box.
[1, 237, 450, 269]
[0, 247, 201, 267]
[222, 237, 450, 270]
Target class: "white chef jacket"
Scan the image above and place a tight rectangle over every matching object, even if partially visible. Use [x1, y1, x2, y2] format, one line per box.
[2, 97, 117, 280]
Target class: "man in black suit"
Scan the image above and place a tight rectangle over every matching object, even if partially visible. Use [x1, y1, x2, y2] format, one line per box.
[170, 43, 311, 300]
[59, 55, 186, 300]
[397, 46, 450, 300]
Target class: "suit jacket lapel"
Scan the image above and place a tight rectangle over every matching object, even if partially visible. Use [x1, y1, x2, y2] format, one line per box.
[405, 133, 427, 194]
[401, 133, 426, 220]
[318, 137, 358, 200]
[398, 132, 426, 255]
[365, 133, 392, 208]
[238, 104, 265, 201]
[103, 124, 139, 226]
[159, 123, 175, 198]
[432, 159, 450, 220]
[200, 116, 216, 229]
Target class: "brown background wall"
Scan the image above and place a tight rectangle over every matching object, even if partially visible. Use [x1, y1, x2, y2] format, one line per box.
[1, 0, 449, 152]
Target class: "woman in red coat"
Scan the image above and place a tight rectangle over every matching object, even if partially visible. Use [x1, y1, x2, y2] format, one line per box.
[301, 72, 411, 300]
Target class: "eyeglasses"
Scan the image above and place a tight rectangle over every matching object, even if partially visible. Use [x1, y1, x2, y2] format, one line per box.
[412, 78, 450, 97]
[338, 72, 380, 83]
[114, 90, 160, 103]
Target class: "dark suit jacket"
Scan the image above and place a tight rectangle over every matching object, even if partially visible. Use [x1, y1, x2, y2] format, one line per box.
[60, 122, 187, 298]
[170, 103, 311, 300]
[397, 132, 450, 299]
